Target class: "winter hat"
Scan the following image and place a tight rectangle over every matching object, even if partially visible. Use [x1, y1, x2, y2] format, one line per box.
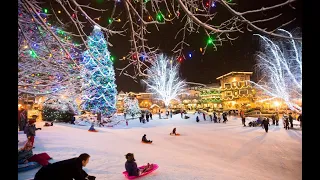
[125, 153, 135, 161]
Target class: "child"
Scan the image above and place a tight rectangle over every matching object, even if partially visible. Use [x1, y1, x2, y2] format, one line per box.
[142, 134, 152, 143]
[170, 128, 177, 135]
[125, 153, 153, 176]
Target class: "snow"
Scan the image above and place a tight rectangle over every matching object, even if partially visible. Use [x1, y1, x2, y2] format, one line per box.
[18, 113, 302, 180]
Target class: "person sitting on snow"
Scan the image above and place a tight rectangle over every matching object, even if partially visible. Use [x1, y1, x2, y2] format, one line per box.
[170, 128, 177, 135]
[34, 153, 96, 180]
[141, 134, 152, 143]
[88, 123, 96, 131]
[44, 122, 53, 126]
[125, 153, 153, 177]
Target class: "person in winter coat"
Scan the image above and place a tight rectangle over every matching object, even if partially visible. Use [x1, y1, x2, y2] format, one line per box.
[297, 113, 302, 129]
[196, 116, 200, 122]
[170, 110, 173, 118]
[71, 116, 76, 125]
[203, 113, 206, 121]
[149, 113, 152, 120]
[25, 121, 36, 138]
[283, 115, 289, 130]
[275, 113, 279, 126]
[222, 113, 227, 123]
[34, 153, 95, 180]
[271, 114, 276, 125]
[209, 114, 213, 121]
[171, 128, 177, 135]
[125, 153, 153, 177]
[289, 113, 294, 129]
[213, 112, 217, 123]
[142, 134, 152, 143]
[20, 108, 27, 132]
[242, 115, 246, 126]
[146, 113, 149, 122]
[262, 118, 269, 133]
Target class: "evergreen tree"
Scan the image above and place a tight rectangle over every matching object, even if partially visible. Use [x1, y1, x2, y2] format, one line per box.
[80, 26, 117, 117]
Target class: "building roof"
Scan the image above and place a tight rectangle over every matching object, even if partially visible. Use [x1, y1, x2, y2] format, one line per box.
[216, 71, 253, 80]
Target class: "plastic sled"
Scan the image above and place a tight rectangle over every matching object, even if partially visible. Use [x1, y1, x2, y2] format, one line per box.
[88, 129, 98, 132]
[18, 162, 40, 172]
[170, 133, 180, 136]
[123, 163, 159, 179]
[141, 141, 152, 144]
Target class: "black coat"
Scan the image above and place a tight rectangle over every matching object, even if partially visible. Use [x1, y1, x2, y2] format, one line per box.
[34, 157, 88, 180]
[262, 120, 269, 126]
[125, 160, 139, 176]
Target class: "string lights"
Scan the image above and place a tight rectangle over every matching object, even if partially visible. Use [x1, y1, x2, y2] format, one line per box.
[80, 26, 117, 117]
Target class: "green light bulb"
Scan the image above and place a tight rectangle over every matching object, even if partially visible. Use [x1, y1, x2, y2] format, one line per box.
[108, 18, 113, 24]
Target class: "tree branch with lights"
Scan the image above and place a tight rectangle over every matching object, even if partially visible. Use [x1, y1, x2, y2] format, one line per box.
[251, 29, 302, 113]
[18, 0, 82, 96]
[20, 0, 301, 82]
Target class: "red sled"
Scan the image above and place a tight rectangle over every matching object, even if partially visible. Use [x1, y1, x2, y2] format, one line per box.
[141, 141, 152, 144]
[122, 164, 159, 179]
[170, 133, 180, 136]
[88, 130, 98, 132]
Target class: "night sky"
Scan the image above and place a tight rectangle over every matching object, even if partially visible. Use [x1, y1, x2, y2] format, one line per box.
[44, 0, 302, 92]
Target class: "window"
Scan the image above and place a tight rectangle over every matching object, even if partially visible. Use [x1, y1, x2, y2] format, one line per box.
[226, 91, 232, 96]
[225, 83, 231, 88]
[239, 89, 248, 95]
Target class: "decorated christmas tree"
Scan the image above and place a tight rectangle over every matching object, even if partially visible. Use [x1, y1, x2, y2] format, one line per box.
[80, 25, 117, 117]
[123, 93, 141, 119]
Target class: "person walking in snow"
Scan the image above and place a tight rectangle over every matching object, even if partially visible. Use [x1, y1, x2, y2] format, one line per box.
[203, 113, 206, 121]
[289, 113, 294, 129]
[213, 112, 217, 123]
[222, 112, 228, 123]
[146, 113, 149, 122]
[283, 115, 289, 130]
[170, 110, 173, 118]
[20, 108, 27, 132]
[271, 114, 276, 125]
[262, 117, 269, 133]
[180, 111, 183, 119]
[209, 114, 212, 121]
[149, 112, 152, 120]
[297, 113, 302, 129]
[242, 115, 246, 126]
[275, 113, 279, 126]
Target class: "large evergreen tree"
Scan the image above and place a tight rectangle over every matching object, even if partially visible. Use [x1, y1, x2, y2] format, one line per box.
[80, 26, 117, 117]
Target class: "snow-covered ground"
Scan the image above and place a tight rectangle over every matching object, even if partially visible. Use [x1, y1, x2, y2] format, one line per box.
[18, 113, 302, 180]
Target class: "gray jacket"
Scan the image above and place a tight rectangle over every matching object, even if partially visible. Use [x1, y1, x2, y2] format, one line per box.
[25, 124, 36, 137]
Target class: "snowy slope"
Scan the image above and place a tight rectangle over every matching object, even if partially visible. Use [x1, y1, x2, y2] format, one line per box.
[18, 114, 302, 180]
